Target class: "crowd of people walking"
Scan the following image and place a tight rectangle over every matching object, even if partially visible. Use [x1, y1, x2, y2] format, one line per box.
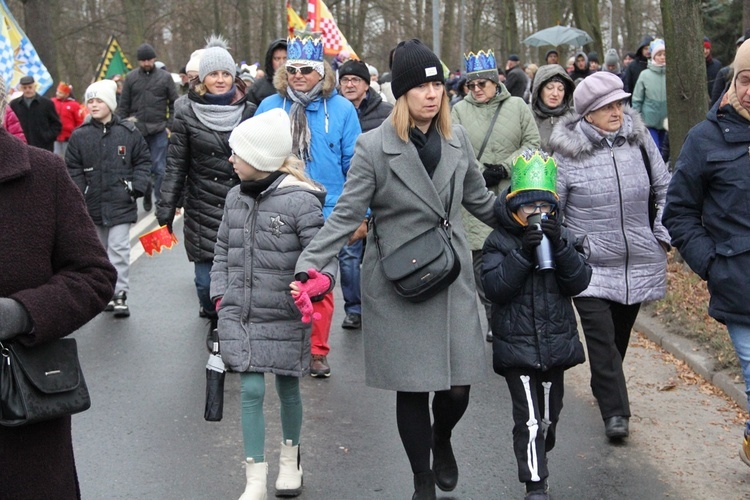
[2, 23, 750, 500]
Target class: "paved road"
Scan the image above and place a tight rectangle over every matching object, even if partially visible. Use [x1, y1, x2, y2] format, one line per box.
[71, 215, 749, 499]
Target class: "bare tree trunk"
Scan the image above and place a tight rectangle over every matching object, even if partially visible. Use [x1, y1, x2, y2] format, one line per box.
[623, 0, 637, 54]
[121, 0, 148, 57]
[661, 0, 707, 160]
[744, 0, 750, 33]
[571, 0, 603, 58]
[504, 0, 520, 57]
[20, 0, 57, 93]
[237, 0, 251, 62]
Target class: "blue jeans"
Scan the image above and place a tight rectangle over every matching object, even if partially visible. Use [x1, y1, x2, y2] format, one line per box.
[194, 260, 215, 314]
[338, 239, 362, 315]
[145, 130, 168, 203]
[726, 322, 750, 429]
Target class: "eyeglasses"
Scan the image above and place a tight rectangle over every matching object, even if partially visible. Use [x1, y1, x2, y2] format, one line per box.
[340, 76, 364, 85]
[286, 65, 315, 75]
[519, 203, 556, 215]
[466, 80, 490, 91]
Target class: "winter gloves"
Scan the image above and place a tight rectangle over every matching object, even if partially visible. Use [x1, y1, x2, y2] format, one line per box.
[0, 298, 31, 341]
[291, 269, 331, 324]
[540, 217, 564, 250]
[521, 224, 544, 255]
[482, 163, 509, 187]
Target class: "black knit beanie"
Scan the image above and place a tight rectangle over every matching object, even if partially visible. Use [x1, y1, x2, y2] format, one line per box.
[137, 43, 156, 61]
[506, 189, 558, 213]
[338, 60, 371, 85]
[390, 39, 444, 100]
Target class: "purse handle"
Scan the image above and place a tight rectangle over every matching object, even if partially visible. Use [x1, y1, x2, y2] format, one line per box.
[372, 172, 456, 258]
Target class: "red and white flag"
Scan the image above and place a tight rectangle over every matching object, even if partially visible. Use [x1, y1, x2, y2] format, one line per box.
[307, 0, 358, 59]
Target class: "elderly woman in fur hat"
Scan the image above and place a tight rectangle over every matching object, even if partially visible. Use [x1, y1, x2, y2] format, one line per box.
[156, 35, 257, 340]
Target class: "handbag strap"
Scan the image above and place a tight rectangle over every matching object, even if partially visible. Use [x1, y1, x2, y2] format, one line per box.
[372, 172, 456, 258]
[639, 144, 653, 187]
[476, 101, 503, 161]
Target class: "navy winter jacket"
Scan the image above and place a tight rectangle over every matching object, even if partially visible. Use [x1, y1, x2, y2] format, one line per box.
[664, 101, 750, 326]
[482, 192, 591, 375]
[66, 115, 151, 227]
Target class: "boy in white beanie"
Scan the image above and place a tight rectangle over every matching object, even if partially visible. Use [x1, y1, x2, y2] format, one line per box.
[210, 108, 336, 499]
[65, 79, 152, 317]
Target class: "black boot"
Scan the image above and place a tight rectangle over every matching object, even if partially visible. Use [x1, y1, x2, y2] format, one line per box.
[432, 430, 458, 491]
[412, 471, 436, 500]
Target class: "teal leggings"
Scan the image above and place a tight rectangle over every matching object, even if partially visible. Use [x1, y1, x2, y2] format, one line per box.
[240, 372, 303, 462]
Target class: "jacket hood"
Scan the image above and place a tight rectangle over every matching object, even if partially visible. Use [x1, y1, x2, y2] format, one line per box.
[263, 39, 287, 82]
[265, 173, 327, 206]
[463, 81, 511, 106]
[530, 64, 574, 113]
[272, 60, 337, 98]
[637, 35, 654, 60]
[548, 106, 650, 159]
[493, 187, 525, 235]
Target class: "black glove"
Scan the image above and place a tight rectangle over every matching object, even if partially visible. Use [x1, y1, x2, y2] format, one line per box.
[157, 216, 174, 234]
[482, 163, 508, 187]
[295, 272, 309, 283]
[541, 217, 564, 250]
[521, 224, 543, 255]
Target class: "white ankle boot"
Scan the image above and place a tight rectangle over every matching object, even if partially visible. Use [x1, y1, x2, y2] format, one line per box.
[275, 439, 303, 497]
[238, 458, 267, 500]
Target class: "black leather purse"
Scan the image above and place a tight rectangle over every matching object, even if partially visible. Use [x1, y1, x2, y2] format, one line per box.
[0, 338, 91, 427]
[373, 173, 461, 303]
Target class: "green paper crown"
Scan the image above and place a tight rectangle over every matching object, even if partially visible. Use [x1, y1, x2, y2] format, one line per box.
[509, 150, 558, 197]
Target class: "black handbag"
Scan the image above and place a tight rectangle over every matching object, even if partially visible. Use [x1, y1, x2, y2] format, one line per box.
[373, 173, 461, 303]
[0, 338, 91, 427]
[204, 327, 225, 422]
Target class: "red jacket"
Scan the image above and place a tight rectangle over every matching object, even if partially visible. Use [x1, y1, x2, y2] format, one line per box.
[52, 96, 83, 142]
[4, 106, 26, 143]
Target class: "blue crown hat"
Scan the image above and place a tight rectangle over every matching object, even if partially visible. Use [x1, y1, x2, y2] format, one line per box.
[464, 49, 499, 84]
[287, 32, 324, 63]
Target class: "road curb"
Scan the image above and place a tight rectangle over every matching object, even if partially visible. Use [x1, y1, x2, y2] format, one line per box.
[634, 310, 746, 409]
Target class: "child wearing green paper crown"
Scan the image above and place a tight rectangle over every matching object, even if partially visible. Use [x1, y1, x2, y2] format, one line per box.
[481, 150, 591, 500]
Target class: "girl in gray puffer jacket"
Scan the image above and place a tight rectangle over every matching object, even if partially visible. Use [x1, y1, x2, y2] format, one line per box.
[210, 109, 335, 500]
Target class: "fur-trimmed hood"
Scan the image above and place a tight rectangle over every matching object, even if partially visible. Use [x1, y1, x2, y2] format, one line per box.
[272, 60, 337, 98]
[548, 106, 650, 160]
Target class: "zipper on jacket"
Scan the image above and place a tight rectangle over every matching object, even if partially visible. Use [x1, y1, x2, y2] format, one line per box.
[610, 147, 631, 304]
[242, 197, 261, 326]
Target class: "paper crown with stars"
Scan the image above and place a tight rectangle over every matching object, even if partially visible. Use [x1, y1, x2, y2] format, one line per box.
[507, 150, 558, 200]
[287, 31, 324, 64]
[464, 49, 499, 83]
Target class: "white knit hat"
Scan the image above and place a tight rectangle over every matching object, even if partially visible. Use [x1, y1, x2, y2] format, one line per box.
[228, 109, 292, 172]
[185, 49, 205, 74]
[85, 79, 118, 112]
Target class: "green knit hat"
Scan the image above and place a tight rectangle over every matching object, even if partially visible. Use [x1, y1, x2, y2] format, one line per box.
[506, 150, 559, 209]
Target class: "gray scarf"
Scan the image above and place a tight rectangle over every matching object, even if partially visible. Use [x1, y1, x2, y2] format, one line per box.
[191, 101, 245, 132]
[286, 80, 324, 162]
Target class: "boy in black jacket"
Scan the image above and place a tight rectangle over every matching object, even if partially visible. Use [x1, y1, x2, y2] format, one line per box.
[482, 150, 591, 500]
[66, 79, 151, 317]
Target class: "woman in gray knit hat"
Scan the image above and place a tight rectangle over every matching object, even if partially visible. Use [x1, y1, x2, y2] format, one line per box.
[156, 35, 256, 343]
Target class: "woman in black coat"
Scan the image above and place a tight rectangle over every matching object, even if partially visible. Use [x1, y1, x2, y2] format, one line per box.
[0, 88, 116, 498]
[156, 37, 256, 326]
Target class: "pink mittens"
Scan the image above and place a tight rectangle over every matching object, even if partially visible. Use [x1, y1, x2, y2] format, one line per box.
[293, 291, 321, 323]
[296, 269, 331, 297]
[291, 269, 330, 323]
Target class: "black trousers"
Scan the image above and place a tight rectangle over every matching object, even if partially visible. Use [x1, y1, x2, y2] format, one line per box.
[504, 366, 565, 484]
[573, 297, 641, 420]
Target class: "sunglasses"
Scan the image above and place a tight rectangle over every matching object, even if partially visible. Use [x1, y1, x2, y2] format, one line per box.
[286, 65, 315, 75]
[467, 80, 491, 91]
[519, 203, 556, 215]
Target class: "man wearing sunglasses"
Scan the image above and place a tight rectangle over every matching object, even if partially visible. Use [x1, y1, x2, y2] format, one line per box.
[256, 33, 361, 378]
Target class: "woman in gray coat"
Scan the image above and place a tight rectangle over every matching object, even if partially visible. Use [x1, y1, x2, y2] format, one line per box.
[294, 39, 497, 500]
[548, 72, 670, 442]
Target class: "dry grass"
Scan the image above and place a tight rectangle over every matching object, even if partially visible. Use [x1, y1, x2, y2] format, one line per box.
[650, 252, 739, 373]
